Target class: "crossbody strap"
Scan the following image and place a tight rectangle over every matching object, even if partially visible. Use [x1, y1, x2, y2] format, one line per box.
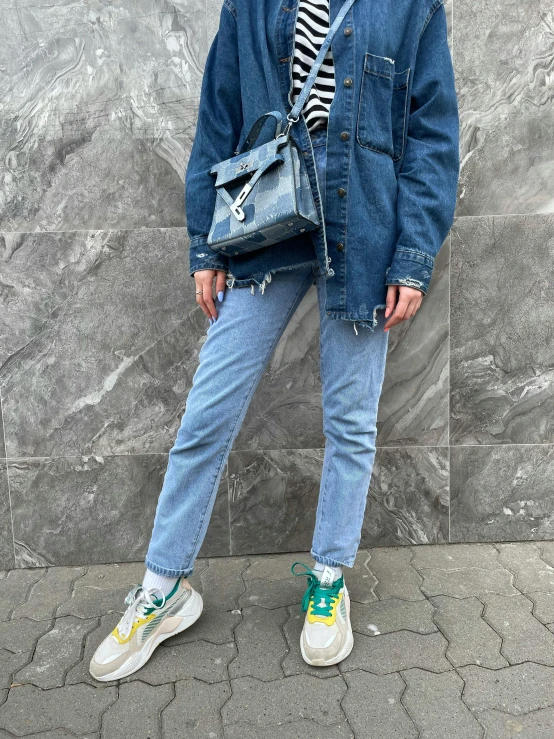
[288, 0, 358, 123]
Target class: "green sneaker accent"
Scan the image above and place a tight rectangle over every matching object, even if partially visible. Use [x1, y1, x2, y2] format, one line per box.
[291, 562, 344, 618]
[151, 576, 182, 607]
[125, 576, 183, 617]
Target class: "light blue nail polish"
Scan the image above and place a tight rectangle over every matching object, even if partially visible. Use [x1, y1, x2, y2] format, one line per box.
[218, 291, 224, 302]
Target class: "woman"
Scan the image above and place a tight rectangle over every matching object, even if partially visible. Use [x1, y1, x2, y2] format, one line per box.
[90, 0, 459, 680]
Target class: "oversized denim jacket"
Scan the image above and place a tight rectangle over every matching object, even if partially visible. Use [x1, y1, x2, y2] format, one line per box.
[185, 0, 460, 330]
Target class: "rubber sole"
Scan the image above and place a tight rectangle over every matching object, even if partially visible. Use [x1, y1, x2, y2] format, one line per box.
[90, 589, 204, 682]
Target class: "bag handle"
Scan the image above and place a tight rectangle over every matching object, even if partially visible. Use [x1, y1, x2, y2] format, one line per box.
[238, 111, 283, 155]
[287, 0, 359, 126]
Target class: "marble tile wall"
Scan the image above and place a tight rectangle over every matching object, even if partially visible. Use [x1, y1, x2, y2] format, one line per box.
[0, 0, 551, 569]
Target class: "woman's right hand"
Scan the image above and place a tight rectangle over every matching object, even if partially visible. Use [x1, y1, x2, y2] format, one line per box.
[194, 269, 227, 322]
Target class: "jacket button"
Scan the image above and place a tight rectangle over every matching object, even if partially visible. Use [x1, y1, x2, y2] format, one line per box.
[337, 187, 346, 197]
[336, 242, 345, 251]
[344, 27, 352, 36]
[340, 131, 349, 141]
[343, 77, 353, 87]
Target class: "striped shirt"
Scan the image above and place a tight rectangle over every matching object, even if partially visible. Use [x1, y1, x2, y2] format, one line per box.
[291, 0, 335, 133]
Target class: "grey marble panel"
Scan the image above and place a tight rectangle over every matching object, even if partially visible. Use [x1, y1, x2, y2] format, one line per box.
[451, 215, 554, 445]
[0, 462, 14, 571]
[1, 0, 207, 231]
[234, 286, 325, 451]
[228, 446, 448, 557]
[0, 111, 197, 232]
[8, 454, 229, 568]
[360, 447, 449, 548]
[451, 445, 554, 543]
[0, 8, 20, 62]
[0, 228, 204, 458]
[0, 398, 5, 459]
[7, 0, 207, 104]
[206, 0, 224, 44]
[378, 238, 450, 447]
[228, 448, 324, 556]
[455, 0, 554, 216]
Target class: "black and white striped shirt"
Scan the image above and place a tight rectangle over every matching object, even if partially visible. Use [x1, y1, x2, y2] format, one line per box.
[291, 0, 335, 133]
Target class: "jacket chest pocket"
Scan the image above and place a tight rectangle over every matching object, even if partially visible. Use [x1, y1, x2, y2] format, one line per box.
[356, 52, 410, 161]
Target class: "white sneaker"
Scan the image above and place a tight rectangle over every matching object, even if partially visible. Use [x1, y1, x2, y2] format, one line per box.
[291, 562, 354, 667]
[89, 576, 202, 682]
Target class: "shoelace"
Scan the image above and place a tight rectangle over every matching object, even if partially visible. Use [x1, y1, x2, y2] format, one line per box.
[291, 562, 342, 619]
[117, 584, 167, 640]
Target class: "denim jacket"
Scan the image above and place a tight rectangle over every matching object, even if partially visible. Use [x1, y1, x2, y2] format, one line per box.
[185, 0, 460, 329]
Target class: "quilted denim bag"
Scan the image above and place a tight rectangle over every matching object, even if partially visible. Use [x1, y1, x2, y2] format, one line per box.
[207, 0, 358, 257]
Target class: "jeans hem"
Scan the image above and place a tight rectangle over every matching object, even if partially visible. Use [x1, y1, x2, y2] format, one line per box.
[144, 558, 194, 578]
[310, 550, 354, 569]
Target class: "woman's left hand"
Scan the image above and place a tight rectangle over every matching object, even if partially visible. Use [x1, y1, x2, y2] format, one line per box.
[383, 285, 424, 332]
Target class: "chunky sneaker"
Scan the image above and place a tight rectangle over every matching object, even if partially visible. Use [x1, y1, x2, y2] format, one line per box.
[89, 576, 202, 682]
[291, 562, 354, 666]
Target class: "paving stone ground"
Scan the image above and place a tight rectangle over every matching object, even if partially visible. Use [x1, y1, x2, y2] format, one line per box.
[1, 542, 554, 738]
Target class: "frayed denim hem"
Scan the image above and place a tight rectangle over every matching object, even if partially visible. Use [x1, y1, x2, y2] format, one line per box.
[225, 259, 320, 294]
[324, 303, 388, 333]
[310, 549, 354, 569]
[144, 557, 194, 578]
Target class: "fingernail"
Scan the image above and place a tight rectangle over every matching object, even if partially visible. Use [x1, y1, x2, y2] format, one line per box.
[218, 291, 224, 302]
[209, 317, 215, 325]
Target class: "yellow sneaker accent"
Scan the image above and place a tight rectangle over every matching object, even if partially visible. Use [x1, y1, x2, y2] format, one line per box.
[111, 611, 157, 645]
[307, 590, 343, 627]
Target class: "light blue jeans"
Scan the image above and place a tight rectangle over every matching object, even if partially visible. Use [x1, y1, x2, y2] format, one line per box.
[145, 127, 390, 577]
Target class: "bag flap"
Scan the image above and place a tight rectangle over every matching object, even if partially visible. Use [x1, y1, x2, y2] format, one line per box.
[210, 137, 287, 188]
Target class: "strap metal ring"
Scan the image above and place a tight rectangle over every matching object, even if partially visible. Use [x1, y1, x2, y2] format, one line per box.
[283, 115, 299, 137]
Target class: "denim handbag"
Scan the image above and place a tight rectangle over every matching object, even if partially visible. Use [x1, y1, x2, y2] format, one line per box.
[206, 0, 358, 257]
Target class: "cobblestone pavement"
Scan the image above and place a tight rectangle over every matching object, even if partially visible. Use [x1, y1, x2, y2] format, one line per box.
[2, 542, 554, 737]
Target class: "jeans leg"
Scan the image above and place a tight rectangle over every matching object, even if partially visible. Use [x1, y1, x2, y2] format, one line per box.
[310, 274, 390, 568]
[145, 265, 315, 577]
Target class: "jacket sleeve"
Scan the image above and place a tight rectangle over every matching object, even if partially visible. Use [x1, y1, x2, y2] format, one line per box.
[385, 0, 460, 295]
[185, 0, 243, 277]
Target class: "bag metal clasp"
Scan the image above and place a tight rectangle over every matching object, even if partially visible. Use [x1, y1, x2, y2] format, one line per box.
[230, 182, 252, 221]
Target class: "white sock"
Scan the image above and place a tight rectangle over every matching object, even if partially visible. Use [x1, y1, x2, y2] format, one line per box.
[142, 569, 179, 596]
[313, 561, 343, 585]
